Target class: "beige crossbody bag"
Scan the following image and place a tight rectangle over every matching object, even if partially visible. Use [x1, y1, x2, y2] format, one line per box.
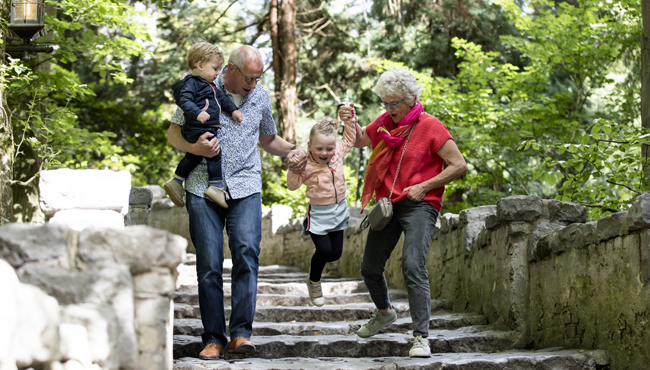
[360, 118, 418, 231]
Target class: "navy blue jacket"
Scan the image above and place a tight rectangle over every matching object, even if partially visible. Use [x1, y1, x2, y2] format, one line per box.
[171, 75, 238, 127]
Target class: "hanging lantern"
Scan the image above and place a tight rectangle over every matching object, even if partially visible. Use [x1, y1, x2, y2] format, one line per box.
[9, 0, 45, 41]
[6, 0, 53, 62]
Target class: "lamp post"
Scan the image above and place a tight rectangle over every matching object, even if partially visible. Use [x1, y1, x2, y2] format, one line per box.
[5, 0, 53, 63]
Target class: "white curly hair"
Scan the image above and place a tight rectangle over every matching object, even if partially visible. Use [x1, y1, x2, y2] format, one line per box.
[373, 68, 422, 105]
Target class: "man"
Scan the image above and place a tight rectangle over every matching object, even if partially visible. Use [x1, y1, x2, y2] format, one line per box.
[167, 45, 307, 359]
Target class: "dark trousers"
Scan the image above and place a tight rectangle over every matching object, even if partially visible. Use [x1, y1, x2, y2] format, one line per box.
[176, 125, 222, 182]
[309, 230, 344, 281]
[360, 197, 439, 337]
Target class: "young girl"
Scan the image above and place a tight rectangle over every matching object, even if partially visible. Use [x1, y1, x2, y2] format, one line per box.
[287, 107, 357, 306]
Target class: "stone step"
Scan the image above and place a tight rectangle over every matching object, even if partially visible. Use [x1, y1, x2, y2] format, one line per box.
[173, 327, 513, 359]
[174, 312, 487, 337]
[173, 349, 605, 370]
[174, 301, 443, 322]
[173, 290, 407, 307]
[177, 273, 353, 286]
[175, 280, 368, 295]
[178, 259, 302, 275]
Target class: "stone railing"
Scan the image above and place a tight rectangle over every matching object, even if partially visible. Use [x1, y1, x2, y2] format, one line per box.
[0, 223, 186, 370]
[1, 168, 187, 370]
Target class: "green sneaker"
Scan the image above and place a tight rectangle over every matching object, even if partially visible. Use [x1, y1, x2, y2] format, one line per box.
[356, 307, 397, 338]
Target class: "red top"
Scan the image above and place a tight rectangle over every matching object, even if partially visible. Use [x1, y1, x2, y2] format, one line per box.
[365, 113, 453, 211]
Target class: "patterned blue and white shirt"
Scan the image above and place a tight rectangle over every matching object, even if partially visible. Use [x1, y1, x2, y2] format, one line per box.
[171, 66, 277, 199]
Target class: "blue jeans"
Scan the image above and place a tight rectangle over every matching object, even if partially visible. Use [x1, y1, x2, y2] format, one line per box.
[360, 198, 439, 337]
[185, 192, 262, 347]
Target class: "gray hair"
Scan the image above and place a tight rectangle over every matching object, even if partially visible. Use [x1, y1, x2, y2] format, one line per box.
[374, 68, 422, 104]
[228, 45, 263, 69]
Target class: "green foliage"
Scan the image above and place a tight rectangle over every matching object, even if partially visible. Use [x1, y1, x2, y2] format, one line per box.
[368, 0, 642, 218]
[369, 0, 523, 77]
[6, 0, 151, 181]
[504, 0, 643, 218]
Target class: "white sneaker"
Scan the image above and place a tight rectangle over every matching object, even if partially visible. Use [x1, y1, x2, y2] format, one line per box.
[306, 277, 325, 306]
[409, 335, 431, 357]
[356, 308, 397, 338]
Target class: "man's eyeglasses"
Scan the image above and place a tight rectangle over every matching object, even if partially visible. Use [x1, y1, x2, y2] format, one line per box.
[235, 65, 263, 83]
[379, 99, 403, 110]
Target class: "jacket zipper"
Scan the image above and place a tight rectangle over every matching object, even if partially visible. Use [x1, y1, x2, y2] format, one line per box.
[328, 163, 337, 204]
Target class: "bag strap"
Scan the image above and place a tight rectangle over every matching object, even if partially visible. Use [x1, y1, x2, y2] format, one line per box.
[359, 115, 421, 231]
[387, 113, 421, 200]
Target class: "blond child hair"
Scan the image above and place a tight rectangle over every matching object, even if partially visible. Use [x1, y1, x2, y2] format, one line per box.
[186, 42, 224, 70]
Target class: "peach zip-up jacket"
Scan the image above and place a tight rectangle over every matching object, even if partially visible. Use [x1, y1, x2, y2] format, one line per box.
[287, 117, 356, 205]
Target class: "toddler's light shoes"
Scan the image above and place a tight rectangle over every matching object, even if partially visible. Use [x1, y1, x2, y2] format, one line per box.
[163, 180, 185, 207]
[204, 185, 229, 208]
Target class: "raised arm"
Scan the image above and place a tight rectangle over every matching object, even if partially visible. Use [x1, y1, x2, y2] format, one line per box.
[339, 104, 371, 148]
[337, 106, 357, 156]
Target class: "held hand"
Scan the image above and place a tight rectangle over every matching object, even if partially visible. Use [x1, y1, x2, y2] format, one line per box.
[287, 147, 308, 172]
[197, 111, 210, 123]
[232, 110, 243, 122]
[404, 183, 428, 202]
[339, 104, 355, 121]
[195, 131, 221, 158]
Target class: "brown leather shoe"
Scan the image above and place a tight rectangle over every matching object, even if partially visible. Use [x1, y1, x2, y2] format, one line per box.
[198, 343, 224, 359]
[227, 337, 256, 354]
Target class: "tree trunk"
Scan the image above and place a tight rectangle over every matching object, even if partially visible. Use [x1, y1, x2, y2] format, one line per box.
[0, 2, 14, 223]
[642, 0, 650, 190]
[277, 0, 297, 145]
[270, 0, 281, 104]
[11, 142, 43, 223]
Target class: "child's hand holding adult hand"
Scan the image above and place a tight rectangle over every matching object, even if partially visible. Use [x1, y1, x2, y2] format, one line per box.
[287, 146, 308, 173]
[232, 110, 243, 122]
[339, 104, 355, 121]
[197, 112, 210, 123]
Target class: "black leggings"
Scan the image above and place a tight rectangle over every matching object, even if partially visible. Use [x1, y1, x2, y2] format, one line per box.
[309, 230, 344, 282]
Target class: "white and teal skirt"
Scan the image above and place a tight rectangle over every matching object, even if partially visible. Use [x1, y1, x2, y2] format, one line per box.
[302, 199, 349, 236]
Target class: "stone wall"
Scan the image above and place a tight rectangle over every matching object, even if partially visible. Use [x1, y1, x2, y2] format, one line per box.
[254, 195, 650, 370]
[40, 169, 132, 230]
[146, 186, 195, 253]
[0, 224, 187, 370]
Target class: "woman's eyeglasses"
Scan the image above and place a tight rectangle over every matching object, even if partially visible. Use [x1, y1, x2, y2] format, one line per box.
[379, 99, 403, 110]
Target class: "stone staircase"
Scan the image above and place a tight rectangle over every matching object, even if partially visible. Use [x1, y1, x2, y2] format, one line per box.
[173, 255, 606, 369]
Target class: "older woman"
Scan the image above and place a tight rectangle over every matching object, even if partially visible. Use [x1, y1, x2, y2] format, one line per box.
[345, 69, 467, 357]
